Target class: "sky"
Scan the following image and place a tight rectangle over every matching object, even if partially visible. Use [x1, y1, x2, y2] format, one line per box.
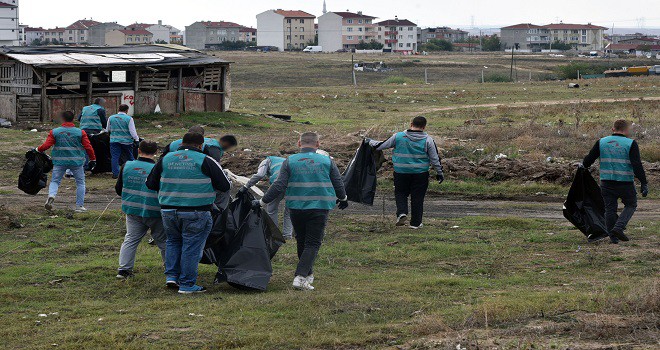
[20, 0, 660, 32]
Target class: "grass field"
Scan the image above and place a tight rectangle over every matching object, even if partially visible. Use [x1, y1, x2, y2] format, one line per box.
[1, 52, 659, 349]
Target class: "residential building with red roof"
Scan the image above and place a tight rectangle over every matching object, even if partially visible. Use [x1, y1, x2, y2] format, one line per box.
[376, 18, 418, 53]
[0, 0, 19, 46]
[128, 20, 178, 44]
[257, 9, 315, 51]
[319, 11, 377, 52]
[105, 26, 153, 46]
[64, 19, 100, 44]
[21, 26, 46, 45]
[419, 27, 469, 44]
[500, 22, 608, 52]
[239, 27, 257, 43]
[44, 27, 65, 44]
[185, 21, 244, 50]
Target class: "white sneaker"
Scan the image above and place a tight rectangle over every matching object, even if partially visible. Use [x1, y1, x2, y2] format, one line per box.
[409, 223, 424, 229]
[306, 274, 314, 284]
[74, 206, 87, 213]
[293, 276, 314, 291]
[44, 197, 54, 210]
[396, 214, 408, 226]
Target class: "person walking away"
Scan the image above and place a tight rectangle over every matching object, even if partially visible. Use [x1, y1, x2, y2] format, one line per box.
[115, 140, 166, 279]
[146, 132, 231, 294]
[581, 119, 648, 244]
[78, 98, 107, 171]
[37, 111, 96, 212]
[367, 116, 444, 229]
[256, 132, 348, 291]
[107, 104, 139, 179]
[240, 155, 293, 239]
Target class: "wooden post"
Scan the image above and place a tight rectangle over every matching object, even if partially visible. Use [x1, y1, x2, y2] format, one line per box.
[40, 70, 47, 122]
[133, 70, 140, 92]
[86, 71, 93, 104]
[424, 68, 428, 84]
[176, 68, 183, 113]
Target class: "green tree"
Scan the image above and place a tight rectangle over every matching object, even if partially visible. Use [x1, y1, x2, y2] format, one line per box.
[30, 38, 43, 46]
[420, 39, 453, 52]
[356, 40, 384, 50]
[155, 39, 168, 44]
[481, 35, 502, 51]
[549, 40, 573, 51]
[215, 40, 249, 51]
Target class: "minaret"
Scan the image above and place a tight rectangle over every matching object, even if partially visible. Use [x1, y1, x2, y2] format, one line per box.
[322, 0, 327, 14]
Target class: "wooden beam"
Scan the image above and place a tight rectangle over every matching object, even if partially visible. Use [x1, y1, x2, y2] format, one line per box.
[40, 71, 47, 122]
[133, 70, 140, 92]
[176, 68, 183, 113]
[86, 72, 93, 104]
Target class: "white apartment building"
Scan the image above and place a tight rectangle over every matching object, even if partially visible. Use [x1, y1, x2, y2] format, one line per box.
[257, 9, 315, 51]
[0, 0, 19, 46]
[318, 11, 377, 52]
[377, 18, 417, 53]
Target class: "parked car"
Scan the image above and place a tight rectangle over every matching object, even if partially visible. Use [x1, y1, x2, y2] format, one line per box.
[303, 46, 323, 53]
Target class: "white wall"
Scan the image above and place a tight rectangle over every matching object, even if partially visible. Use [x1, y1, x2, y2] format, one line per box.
[257, 10, 284, 50]
[0, 6, 19, 45]
[146, 24, 170, 43]
[318, 12, 342, 52]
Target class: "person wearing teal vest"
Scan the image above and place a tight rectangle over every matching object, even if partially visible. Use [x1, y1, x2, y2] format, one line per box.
[241, 155, 293, 239]
[257, 132, 348, 291]
[107, 104, 140, 178]
[37, 111, 96, 213]
[79, 98, 107, 134]
[146, 132, 231, 294]
[582, 119, 648, 244]
[367, 116, 444, 229]
[114, 140, 166, 279]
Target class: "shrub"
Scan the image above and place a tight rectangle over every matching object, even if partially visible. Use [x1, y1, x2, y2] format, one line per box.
[480, 73, 513, 83]
[556, 62, 608, 79]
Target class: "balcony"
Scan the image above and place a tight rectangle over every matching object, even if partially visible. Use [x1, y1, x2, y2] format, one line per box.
[385, 31, 398, 36]
[385, 39, 398, 44]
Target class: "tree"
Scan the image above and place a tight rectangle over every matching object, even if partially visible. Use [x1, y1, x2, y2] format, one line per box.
[307, 34, 319, 46]
[481, 35, 502, 51]
[420, 39, 453, 52]
[214, 40, 249, 51]
[155, 39, 168, 44]
[637, 44, 652, 52]
[549, 40, 573, 51]
[30, 38, 43, 46]
[356, 40, 384, 50]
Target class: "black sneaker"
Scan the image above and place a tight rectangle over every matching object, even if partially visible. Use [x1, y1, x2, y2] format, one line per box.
[611, 229, 630, 242]
[116, 270, 133, 279]
[214, 272, 227, 285]
[147, 237, 155, 245]
[166, 280, 179, 289]
[610, 237, 620, 244]
[587, 233, 609, 243]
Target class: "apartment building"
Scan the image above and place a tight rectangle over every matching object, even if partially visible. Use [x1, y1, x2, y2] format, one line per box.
[105, 27, 153, 46]
[318, 11, 377, 52]
[87, 22, 124, 46]
[256, 9, 315, 51]
[418, 27, 468, 44]
[185, 21, 242, 50]
[501, 22, 607, 52]
[129, 21, 174, 43]
[0, 0, 19, 46]
[239, 27, 257, 43]
[63, 19, 99, 44]
[377, 19, 417, 53]
[44, 27, 64, 44]
[22, 26, 45, 45]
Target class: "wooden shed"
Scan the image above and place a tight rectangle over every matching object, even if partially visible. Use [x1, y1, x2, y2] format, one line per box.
[0, 44, 231, 122]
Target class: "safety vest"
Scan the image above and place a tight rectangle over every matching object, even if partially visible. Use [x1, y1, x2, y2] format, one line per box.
[169, 138, 224, 158]
[599, 135, 634, 182]
[80, 104, 104, 131]
[158, 150, 216, 207]
[109, 113, 133, 144]
[392, 132, 430, 174]
[51, 126, 85, 167]
[267, 156, 285, 184]
[121, 160, 161, 217]
[285, 152, 337, 210]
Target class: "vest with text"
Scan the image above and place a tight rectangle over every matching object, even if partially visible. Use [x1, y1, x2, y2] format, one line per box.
[51, 127, 85, 167]
[599, 135, 634, 182]
[158, 150, 216, 207]
[121, 160, 161, 217]
[109, 113, 133, 144]
[267, 156, 286, 184]
[79, 104, 103, 131]
[392, 132, 430, 174]
[285, 152, 336, 210]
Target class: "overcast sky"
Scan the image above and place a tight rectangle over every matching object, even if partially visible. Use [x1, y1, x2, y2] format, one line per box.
[21, 0, 660, 31]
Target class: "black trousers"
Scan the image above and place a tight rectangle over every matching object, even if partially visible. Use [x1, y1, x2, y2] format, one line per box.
[601, 181, 637, 235]
[394, 172, 430, 227]
[289, 209, 329, 277]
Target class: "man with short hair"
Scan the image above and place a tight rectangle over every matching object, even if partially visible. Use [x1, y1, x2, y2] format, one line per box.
[240, 155, 293, 239]
[367, 116, 444, 229]
[115, 140, 166, 279]
[147, 132, 231, 294]
[107, 104, 139, 178]
[256, 132, 348, 291]
[37, 111, 96, 212]
[163, 126, 238, 162]
[582, 119, 648, 244]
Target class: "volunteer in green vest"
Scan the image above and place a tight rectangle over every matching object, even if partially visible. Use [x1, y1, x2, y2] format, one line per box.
[37, 111, 96, 213]
[255, 132, 348, 291]
[107, 104, 140, 178]
[367, 116, 444, 229]
[240, 155, 293, 239]
[146, 132, 231, 294]
[115, 140, 166, 279]
[79, 98, 107, 135]
[581, 119, 648, 244]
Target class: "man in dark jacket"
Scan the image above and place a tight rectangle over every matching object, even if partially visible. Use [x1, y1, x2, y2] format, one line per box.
[582, 119, 648, 244]
[147, 132, 231, 294]
[255, 132, 348, 291]
[367, 116, 444, 229]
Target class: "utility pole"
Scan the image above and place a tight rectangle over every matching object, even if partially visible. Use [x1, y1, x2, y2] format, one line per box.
[351, 54, 357, 86]
[510, 45, 515, 80]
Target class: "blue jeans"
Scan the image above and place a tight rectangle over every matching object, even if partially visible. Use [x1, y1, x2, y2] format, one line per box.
[110, 142, 134, 177]
[161, 210, 213, 290]
[49, 165, 86, 207]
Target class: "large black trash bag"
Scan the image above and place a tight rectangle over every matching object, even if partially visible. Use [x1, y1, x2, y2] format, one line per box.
[89, 132, 112, 174]
[342, 140, 386, 205]
[18, 150, 53, 195]
[563, 167, 608, 237]
[201, 192, 285, 291]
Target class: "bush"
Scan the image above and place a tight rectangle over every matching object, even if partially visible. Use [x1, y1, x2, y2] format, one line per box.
[480, 73, 513, 83]
[356, 40, 384, 50]
[556, 62, 608, 79]
[420, 39, 453, 52]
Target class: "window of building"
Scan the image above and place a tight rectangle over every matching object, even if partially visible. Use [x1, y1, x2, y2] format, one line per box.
[127, 37, 132, 42]
[300, 28, 304, 32]
[347, 35, 353, 40]
[378, 35, 381, 39]
[399, 27, 403, 31]
[366, 20, 371, 24]
[81, 36, 85, 41]
[406, 43, 411, 47]
[286, 35, 291, 39]
[358, 20, 363, 24]
[358, 27, 363, 32]
[69, 36, 73, 40]
[408, 35, 413, 39]
[347, 19, 353, 24]
[347, 27, 353, 32]
[399, 43, 403, 47]
[358, 36, 363, 40]
[300, 19, 305, 24]
[287, 19, 292, 24]
[300, 35, 304, 40]
[409, 27, 414, 31]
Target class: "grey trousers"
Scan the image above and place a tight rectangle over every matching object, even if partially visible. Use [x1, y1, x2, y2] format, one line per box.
[118, 214, 167, 271]
[267, 192, 293, 238]
[601, 181, 638, 235]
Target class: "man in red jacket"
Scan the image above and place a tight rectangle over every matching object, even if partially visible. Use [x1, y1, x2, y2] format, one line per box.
[37, 111, 96, 212]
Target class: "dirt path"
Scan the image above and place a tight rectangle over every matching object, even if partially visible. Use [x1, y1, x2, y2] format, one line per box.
[412, 96, 660, 115]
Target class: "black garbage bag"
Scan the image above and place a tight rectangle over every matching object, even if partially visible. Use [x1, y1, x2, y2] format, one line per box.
[563, 167, 608, 237]
[201, 192, 285, 291]
[18, 150, 53, 195]
[89, 132, 112, 174]
[342, 140, 385, 206]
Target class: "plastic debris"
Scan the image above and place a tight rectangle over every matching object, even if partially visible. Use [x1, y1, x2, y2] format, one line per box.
[38, 314, 48, 317]
[0, 118, 11, 128]
[30, 129, 38, 132]
[494, 153, 508, 160]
